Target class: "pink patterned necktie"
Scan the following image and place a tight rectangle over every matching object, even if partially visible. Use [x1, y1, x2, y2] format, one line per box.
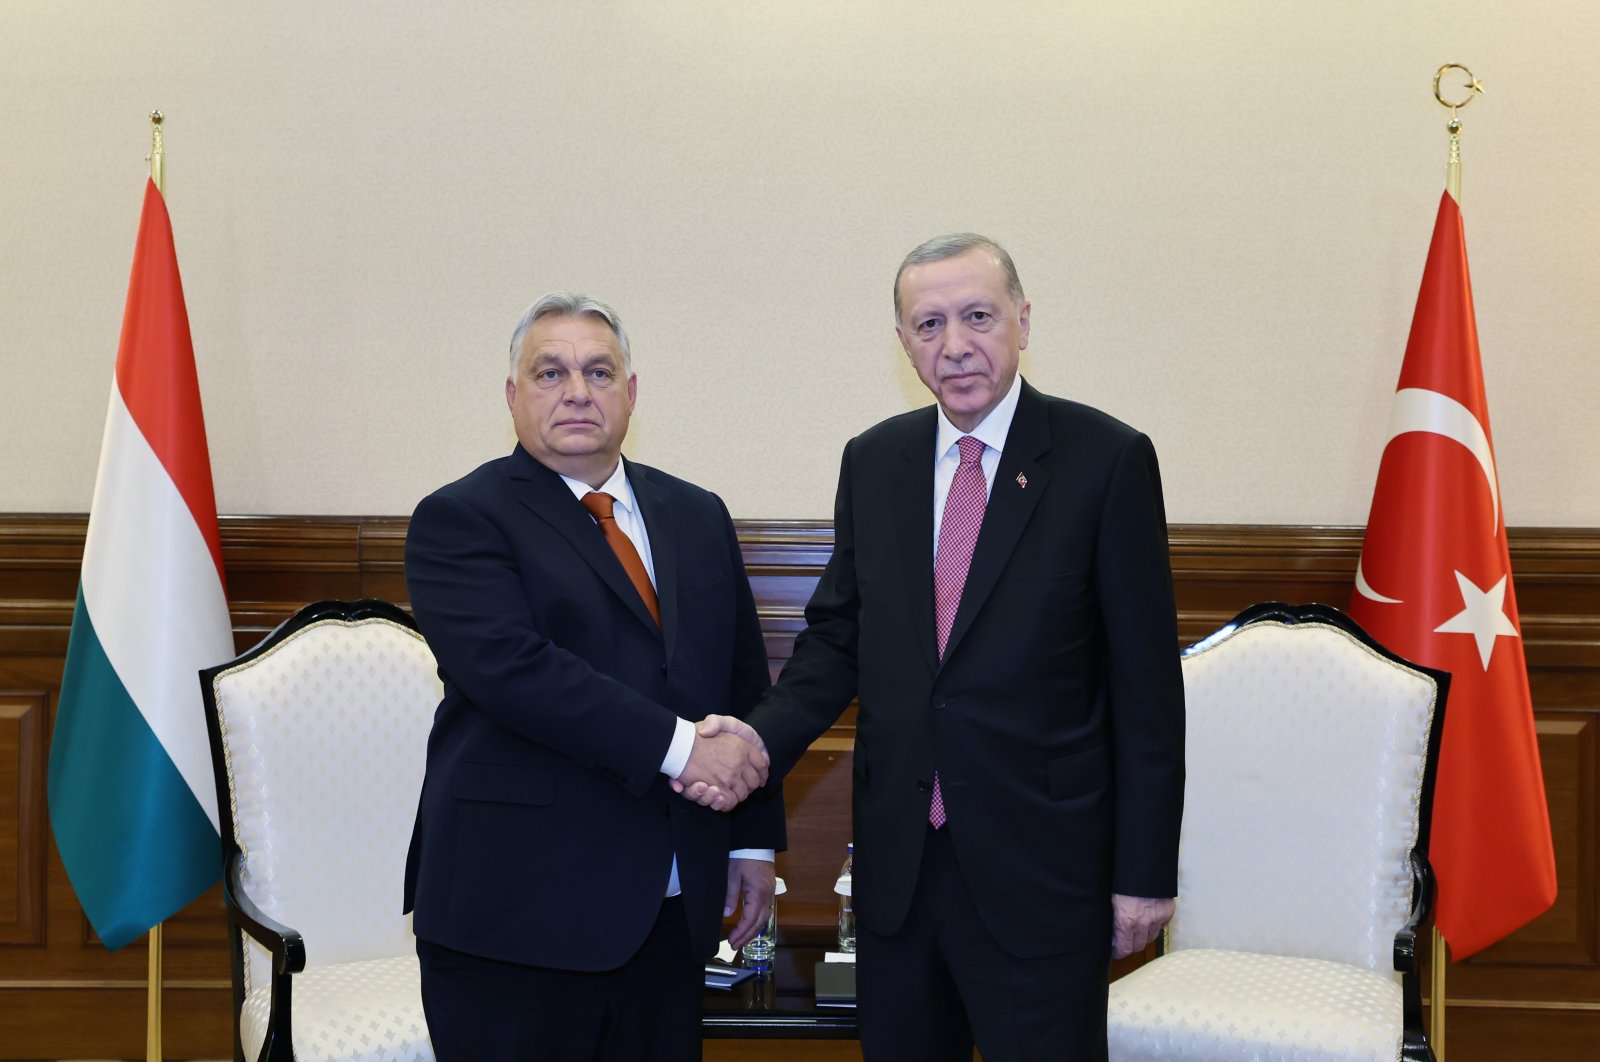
[929, 435, 988, 829]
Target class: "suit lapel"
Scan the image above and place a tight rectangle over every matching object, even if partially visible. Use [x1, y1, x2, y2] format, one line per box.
[940, 381, 1052, 668]
[506, 447, 662, 640]
[894, 411, 940, 675]
[627, 462, 678, 660]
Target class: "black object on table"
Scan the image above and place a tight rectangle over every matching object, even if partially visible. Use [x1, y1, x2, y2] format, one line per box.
[702, 930, 860, 1040]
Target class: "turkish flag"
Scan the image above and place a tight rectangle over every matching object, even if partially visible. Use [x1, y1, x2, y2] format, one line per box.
[1349, 190, 1556, 959]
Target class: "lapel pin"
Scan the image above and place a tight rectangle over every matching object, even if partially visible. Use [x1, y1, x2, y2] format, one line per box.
[1015, 472, 1028, 489]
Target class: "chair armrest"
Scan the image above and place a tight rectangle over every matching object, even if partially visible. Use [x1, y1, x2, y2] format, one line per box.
[1394, 849, 1434, 975]
[223, 853, 305, 1062]
[1395, 848, 1436, 1062]
[224, 854, 307, 976]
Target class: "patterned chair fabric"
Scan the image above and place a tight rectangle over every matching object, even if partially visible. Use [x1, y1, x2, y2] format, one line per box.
[203, 600, 441, 1062]
[1107, 603, 1447, 1062]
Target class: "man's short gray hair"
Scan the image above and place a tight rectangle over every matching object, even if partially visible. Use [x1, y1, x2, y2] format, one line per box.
[508, 291, 633, 375]
[892, 233, 1025, 321]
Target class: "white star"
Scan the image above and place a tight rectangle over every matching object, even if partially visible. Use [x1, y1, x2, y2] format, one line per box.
[1433, 570, 1519, 670]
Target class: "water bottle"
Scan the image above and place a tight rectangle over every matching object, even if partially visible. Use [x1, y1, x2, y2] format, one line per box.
[835, 843, 856, 953]
[740, 876, 784, 968]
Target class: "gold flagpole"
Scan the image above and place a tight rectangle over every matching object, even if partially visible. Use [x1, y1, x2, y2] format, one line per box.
[1431, 928, 1447, 1060]
[147, 922, 163, 1062]
[146, 109, 166, 1062]
[149, 110, 165, 195]
[1425, 65, 1481, 1061]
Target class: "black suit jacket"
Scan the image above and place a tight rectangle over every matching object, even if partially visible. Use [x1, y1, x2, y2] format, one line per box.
[403, 445, 784, 971]
[746, 380, 1183, 958]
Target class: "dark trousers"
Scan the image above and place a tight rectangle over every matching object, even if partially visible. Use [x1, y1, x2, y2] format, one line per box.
[857, 826, 1111, 1062]
[417, 896, 702, 1062]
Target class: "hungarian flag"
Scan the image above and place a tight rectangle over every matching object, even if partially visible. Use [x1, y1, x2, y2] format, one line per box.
[47, 178, 233, 952]
[1349, 189, 1556, 959]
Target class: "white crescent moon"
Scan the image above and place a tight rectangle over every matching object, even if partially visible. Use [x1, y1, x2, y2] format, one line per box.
[1354, 387, 1500, 605]
[1355, 557, 1402, 604]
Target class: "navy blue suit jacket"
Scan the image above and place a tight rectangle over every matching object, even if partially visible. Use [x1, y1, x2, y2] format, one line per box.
[403, 445, 784, 970]
[746, 380, 1184, 958]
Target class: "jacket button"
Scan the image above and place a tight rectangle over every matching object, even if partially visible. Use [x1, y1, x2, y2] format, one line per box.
[659, 664, 669, 677]
[917, 779, 932, 792]
[932, 697, 947, 711]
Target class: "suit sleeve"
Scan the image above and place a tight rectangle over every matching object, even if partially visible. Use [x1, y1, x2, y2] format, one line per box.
[717, 497, 789, 852]
[744, 440, 864, 778]
[406, 488, 678, 797]
[1097, 432, 1186, 897]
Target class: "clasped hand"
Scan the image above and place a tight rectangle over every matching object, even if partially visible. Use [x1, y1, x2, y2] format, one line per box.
[670, 715, 769, 812]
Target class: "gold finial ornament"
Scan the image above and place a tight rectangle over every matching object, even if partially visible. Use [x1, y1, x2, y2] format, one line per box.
[148, 110, 166, 195]
[1433, 64, 1481, 204]
[1433, 64, 1483, 111]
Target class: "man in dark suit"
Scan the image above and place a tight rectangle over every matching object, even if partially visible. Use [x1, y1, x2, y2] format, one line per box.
[690, 234, 1185, 1060]
[404, 291, 784, 1061]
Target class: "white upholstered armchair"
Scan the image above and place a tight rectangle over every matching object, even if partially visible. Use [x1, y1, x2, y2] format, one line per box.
[201, 599, 441, 1062]
[1107, 602, 1449, 1062]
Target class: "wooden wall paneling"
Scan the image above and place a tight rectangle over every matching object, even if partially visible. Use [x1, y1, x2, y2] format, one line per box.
[0, 514, 1597, 1060]
[217, 516, 365, 648]
[160, 883, 231, 955]
[1478, 716, 1595, 966]
[744, 523, 859, 934]
[772, 739, 855, 931]
[0, 691, 46, 944]
[1428, 1006, 1600, 1062]
[1442, 709, 1600, 1020]
[742, 521, 840, 675]
[357, 516, 411, 603]
[0, 981, 232, 1060]
[0, 516, 84, 605]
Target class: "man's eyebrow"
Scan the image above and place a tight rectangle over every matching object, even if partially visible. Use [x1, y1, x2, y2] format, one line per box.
[912, 295, 1002, 319]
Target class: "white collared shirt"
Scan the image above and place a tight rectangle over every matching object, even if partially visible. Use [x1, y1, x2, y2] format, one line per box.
[932, 373, 1023, 554]
[565, 459, 773, 890]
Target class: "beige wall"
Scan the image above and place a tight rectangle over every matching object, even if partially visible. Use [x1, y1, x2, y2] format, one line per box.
[3, 1, 1596, 523]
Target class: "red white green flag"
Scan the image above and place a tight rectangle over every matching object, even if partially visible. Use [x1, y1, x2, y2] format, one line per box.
[48, 179, 232, 951]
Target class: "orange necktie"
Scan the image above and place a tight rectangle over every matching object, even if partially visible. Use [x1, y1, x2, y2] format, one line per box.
[581, 491, 661, 628]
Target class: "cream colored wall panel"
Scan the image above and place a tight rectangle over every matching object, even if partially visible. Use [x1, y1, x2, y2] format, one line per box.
[3, 2, 1597, 523]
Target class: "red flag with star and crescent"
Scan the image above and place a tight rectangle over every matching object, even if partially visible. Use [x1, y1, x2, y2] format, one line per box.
[1349, 189, 1556, 959]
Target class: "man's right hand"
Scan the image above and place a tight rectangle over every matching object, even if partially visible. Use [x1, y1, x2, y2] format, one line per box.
[673, 716, 769, 811]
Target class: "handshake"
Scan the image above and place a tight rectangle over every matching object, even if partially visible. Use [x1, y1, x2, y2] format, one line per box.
[670, 715, 770, 812]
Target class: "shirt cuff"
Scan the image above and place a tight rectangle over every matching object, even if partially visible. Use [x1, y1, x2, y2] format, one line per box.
[661, 716, 696, 778]
[729, 849, 776, 861]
